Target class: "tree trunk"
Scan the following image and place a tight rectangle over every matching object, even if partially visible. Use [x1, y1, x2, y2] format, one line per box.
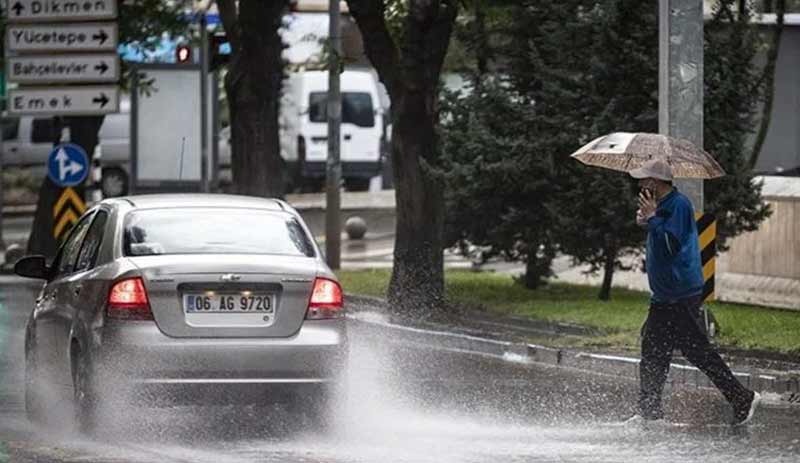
[27, 116, 103, 257]
[224, 0, 287, 198]
[387, 88, 446, 318]
[522, 243, 555, 290]
[346, 0, 457, 319]
[523, 258, 543, 290]
[598, 248, 617, 301]
[474, 0, 489, 76]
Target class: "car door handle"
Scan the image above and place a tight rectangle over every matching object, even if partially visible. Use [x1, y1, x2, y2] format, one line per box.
[9, 147, 17, 152]
[344, 134, 352, 141]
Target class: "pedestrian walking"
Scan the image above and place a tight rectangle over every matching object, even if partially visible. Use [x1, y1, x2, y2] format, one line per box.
[628, 158, 760, 426]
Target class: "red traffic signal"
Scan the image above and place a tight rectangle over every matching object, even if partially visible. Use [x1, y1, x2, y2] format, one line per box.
[176, 45, 192, 63]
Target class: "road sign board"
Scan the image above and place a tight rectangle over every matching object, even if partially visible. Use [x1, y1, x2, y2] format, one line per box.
[7, 53, 119, 84]
[8, 85, 119, 115]
[47, 143, 89, 187]
[7, 22, 118, 53]
[6, 0, 118, 23]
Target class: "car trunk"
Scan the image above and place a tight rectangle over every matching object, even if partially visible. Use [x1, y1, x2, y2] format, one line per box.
[127, 255, 318, 338]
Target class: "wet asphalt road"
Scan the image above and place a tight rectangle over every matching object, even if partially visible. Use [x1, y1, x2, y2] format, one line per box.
[2, 277, 800, 463]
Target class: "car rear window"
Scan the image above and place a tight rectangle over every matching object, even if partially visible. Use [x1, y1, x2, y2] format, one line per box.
[309, 92, 375, 127]
[124, 209, 316, 257]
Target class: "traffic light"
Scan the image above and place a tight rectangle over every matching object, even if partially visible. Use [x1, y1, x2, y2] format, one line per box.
[176, 44, 192, 64]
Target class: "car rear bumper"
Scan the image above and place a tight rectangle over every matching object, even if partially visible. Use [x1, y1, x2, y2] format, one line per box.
[95, 319, 347, 386]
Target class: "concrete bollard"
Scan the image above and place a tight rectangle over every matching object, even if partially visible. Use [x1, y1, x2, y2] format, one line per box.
[344, 216, 367, 240]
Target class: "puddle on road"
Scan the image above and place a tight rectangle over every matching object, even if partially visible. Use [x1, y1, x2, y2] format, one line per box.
[2, 305, 799, 463]
[81, 328, 800, 463]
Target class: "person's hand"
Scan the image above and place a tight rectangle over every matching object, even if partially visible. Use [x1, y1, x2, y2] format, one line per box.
[638, 189, 657, 222]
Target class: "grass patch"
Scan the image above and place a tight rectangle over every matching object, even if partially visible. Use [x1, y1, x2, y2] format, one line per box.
[337, 269, 800, 355]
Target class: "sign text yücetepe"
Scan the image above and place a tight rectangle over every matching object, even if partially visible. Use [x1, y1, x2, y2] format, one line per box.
[13, 29, 84, 46]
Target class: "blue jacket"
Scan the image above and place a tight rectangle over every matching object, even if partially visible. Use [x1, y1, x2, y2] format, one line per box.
[645, 189, 704, 303]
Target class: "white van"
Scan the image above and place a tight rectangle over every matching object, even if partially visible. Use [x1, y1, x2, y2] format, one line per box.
[281, 69, 386, 191]
[1, 100, 232, 197]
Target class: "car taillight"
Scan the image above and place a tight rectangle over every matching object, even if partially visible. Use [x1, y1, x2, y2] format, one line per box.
[306, 277, 344, 320]
[107, 277, 153, 320]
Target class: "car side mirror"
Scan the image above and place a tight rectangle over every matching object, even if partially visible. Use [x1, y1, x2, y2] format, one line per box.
[14, 255, 51, 280]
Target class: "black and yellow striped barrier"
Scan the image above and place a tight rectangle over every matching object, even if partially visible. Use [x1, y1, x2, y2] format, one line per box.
[53, 187, 86, 241]
[696, 213, 716, 302]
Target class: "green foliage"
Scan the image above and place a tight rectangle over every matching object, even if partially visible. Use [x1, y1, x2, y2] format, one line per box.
[119, 0, 189, 48]
[704, 1, 772, 249]
[338, 269, 800, 354]
[121, 1, 191, 92]
[443, 0, 657, 294]
[384, 0, 410, 45]
[445, 0, 518, 74]
[442, 0, 772, 298]
[440, 80, 558, 288]
[546, 0, 659, 299]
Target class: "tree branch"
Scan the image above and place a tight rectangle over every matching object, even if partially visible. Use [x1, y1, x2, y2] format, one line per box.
[427, 1, 459, 84]
[345, 0, 401, 97]
[217, 0, 241, 53]
[402, 0, 458, 90]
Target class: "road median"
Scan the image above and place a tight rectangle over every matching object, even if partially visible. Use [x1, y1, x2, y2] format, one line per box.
[341, 270, 800, 403]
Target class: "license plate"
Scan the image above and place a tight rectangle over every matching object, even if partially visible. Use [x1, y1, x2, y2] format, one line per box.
[183, 293, 274, 313]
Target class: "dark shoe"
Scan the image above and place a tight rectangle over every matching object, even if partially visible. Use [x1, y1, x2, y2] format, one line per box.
[732, 391, 761, 426]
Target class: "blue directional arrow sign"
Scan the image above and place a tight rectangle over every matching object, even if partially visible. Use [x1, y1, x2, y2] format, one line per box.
[47, 143, 89, 187]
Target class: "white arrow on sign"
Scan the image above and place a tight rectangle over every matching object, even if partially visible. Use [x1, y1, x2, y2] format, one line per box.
[7, 0, 118, 23]
[7, 53, 120, 84]
[54, 147, 84, 181]
[8, 86, 120, 116]
[6, 22, 118, 53]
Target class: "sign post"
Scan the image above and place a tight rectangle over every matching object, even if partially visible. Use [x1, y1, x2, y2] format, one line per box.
[5, 0, 120, 249]
[659, 0, 704, 212]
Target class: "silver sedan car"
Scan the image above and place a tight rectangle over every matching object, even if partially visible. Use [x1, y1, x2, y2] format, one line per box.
[16, 194, 347, 432]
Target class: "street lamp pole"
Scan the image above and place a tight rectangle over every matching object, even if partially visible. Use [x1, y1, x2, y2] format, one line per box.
[200, 8, 211, 194]
[326, 0, 342, 270]
[659, 0, 704, 212]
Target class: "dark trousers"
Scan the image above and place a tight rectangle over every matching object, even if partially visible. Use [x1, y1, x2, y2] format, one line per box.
[639, 295, 753, 419]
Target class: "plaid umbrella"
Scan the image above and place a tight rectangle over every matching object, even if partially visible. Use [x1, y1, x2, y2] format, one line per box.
[570, 132, 726, 179]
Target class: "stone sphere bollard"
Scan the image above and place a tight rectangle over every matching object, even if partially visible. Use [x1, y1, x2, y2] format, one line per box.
[4, 244, 25, 267]
[344, 216, 368, 240]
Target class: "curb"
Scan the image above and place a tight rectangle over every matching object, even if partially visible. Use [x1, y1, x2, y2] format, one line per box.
[346, 294, 800, 403]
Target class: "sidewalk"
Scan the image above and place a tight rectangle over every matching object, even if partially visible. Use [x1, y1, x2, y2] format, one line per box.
[346, 294, 800, 405]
